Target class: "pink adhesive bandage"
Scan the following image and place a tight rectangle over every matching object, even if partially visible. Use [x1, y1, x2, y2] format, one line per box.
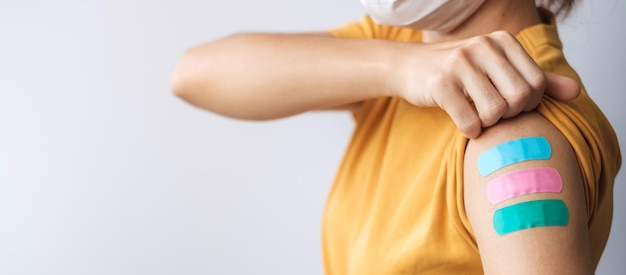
[487, 167, 563, 205]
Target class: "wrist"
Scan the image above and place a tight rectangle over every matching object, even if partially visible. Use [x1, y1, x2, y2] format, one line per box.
[385, 42, 428, 102]
[374, 41, 417, 99]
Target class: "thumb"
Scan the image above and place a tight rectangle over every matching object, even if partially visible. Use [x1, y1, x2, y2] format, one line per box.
[544, 72, 581, 101]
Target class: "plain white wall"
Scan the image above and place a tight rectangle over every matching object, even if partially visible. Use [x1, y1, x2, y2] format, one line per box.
[0, 0, 623, 274]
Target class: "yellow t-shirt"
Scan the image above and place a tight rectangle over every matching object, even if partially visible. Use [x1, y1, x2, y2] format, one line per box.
[323, 15, 622, 274]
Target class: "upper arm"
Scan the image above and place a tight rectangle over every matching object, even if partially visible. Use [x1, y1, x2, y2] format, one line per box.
[463, 112, 593, 274]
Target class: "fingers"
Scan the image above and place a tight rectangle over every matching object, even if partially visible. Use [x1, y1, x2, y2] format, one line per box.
[414, 31, 580, 138]
[457, 32, 535, 127]
[486, 59, 539, 116]
[545, 72, 581, 100]
[472, 35, 535, 119]
[458, 57, 507, 128]
[486, 34, 579, 111]
[467, 32, 580, 121]
[485, 31, 546, 115]
[436, 87, 482, 139]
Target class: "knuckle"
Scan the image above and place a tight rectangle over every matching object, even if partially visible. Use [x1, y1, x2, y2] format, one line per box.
[448, 48, 470, 65]
[471, 34, 491, 43]
[510, 84, 533, 104]
[467, 35, 492, 49]
[428, 71, 447, 90]
[489, 31, 521, 50]
[464, 35, 502, 57]
[459, 116, 481, 136]
[446, 50, 474, 73]
[489, 99, 508, 114]
[481, 100, 507, 123]
[528, 72, 547, 91]
[490, 30, 515, 41]
[427, 73, 449, 104]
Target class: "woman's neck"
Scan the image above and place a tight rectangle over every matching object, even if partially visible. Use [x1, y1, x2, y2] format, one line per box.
[421, 0, 542, 43]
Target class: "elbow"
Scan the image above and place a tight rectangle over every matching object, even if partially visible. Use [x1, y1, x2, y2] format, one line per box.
[170, 47, 250, 119]
[169, 36, 269, 120]
[170, 48, 198, 100]
[170, 72, 187, 100]
[170, 67, 187, 99]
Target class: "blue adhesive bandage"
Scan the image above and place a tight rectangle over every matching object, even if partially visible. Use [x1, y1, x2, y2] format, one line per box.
[478, 136, 552, 176]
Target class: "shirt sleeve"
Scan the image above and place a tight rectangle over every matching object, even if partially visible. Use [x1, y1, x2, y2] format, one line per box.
[329, 15, 423, 42]
[329, 15, 380, 39]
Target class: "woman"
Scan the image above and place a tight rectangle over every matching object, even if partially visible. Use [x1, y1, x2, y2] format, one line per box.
[171, 0, 621, 274]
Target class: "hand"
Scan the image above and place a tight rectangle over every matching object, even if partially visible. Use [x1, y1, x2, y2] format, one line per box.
[395, 31, 580, 138]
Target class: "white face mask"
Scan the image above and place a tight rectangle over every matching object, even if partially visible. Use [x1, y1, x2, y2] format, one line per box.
[360, 0, 486, 33]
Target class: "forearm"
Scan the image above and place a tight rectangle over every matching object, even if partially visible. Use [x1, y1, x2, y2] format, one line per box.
[170, 33, 402, 120]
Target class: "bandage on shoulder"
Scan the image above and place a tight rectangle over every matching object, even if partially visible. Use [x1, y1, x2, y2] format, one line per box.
[493, 199, 569, 236]
[478, 136, 552, 176]
[487, 167, 563, 204]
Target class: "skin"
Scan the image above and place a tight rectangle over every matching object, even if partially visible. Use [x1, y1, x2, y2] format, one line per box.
[464, 113, 594, 274]
[170, 0, 580, 139]
[454, 2, 592, 274]
[171, 0, 593, 273]
[420, 0, 545, 42]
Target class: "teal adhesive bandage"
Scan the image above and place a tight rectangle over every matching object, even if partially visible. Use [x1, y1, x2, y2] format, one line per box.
[493, 199, 569, 236]
[478, 136, 552, 176]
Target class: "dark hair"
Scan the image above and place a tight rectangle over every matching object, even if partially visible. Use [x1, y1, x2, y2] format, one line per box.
[537, 0, 576, 16]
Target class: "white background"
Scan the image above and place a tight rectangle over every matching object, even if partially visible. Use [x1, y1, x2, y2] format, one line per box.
[0, 0, 624, 274]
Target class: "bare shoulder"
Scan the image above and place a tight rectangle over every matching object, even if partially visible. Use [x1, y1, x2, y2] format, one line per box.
[463, 112, 594, 274]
